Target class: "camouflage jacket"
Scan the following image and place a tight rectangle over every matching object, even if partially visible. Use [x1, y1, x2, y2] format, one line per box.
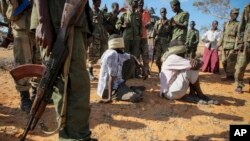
[186, 28, 199, 48]
[153, 19, 172, 45]
[116, 9, 142, 40]
[171, 9, 189, 42]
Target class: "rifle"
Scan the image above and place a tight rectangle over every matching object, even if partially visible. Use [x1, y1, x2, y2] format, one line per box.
[9, 0, 87, 140]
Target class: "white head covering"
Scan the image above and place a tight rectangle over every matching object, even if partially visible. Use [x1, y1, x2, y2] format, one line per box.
[108, 38, 124, 49]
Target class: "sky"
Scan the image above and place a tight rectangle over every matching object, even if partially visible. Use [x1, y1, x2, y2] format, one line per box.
[91, 0, 249, 34]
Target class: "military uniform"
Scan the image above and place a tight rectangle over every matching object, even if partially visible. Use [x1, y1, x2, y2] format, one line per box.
[105, 11, 120, 35]
[116, 9, 142, 59]
[32, 1, 92, 140]
[3, 0, 40, 112]
[171, 9, 189, 42]
[235, 4, 250, 92]
[153, 19, 172, 71]
[218, 19, 239, 78]
[186, 28, 199, 58]
[88, 8, 108, 66]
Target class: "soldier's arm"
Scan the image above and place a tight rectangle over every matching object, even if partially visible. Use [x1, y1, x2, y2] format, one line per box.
[172, 12, 189, 29]
[0, 0, 8, 22]
[217, 22, 226, 48]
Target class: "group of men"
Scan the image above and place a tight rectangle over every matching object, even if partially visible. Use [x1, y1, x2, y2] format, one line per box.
[0, 0, 249, 140]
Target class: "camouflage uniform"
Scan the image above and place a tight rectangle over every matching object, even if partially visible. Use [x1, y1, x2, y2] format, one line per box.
[153, 19, 172, 70]
[171, 9, 189, 42]
[186, 28, 199, 59]
[105, 11, 120, 35]
[88, 8, 108, 66]
[116, 9, 142, 59]
[218, 19, 239, 78]
[235, 4, 250, 90]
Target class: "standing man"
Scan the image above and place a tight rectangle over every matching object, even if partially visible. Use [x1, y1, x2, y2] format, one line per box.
[3, 0, 38, 113]
[88, 0, 108, 80]
[218, 8, 240, 80]
[138, 0, 150, 79]
[169, 0, 189, 43]
[33, 0, 96, 140]
[201, 20, 221, 73]
[116, 0, 142, 78]
[186, 21, 199, 59]
[105, 2, 120, 35]
[152, 8, 172, 73]
[234, 4, 250, 94]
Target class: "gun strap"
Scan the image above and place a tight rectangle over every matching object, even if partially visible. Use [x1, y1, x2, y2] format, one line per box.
[40, 0, 86, 135]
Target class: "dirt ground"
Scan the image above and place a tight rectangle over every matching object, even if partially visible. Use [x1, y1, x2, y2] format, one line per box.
[0, 46, 250, 141]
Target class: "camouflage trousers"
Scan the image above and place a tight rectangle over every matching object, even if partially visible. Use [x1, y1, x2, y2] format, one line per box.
[155, 43, 168, 69]
[235, 42, 250, 88]
[222, 48, 237, 77]
[186, 47, 197, 59]
[12, 29, 41, 91]
[88, 37, 108, 66]
[140, 38, 150, 75]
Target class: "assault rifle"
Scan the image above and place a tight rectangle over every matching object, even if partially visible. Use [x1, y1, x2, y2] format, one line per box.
[9, 0, 88, 140]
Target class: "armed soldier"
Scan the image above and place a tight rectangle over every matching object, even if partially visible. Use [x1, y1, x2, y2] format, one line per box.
[217, 8, 240, 81]
[138, 0, 150, 79]
[2, 0, 40, 113]
[186, 21, 199, 59]
[152, 8, 172, 73]
[116, 0, 142, 78]
[234, 4, 250, 94]
[31, 0, 97, 140]
[88, 0, 108, 80]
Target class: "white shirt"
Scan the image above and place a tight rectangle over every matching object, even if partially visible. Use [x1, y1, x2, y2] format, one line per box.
[201, 29, 221, 50]
[97, 49, 130, 97]
[160, 54, 191, 94]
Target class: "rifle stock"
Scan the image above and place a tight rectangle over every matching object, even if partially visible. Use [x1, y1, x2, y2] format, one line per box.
[10, 64, 45, 81]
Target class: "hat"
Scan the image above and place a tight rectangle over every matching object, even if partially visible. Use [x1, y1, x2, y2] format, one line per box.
[231, 8, 239, 14]
[108, 38, 124, 49]
[170, 0, 180, 5]
[161, 45, 186, 62]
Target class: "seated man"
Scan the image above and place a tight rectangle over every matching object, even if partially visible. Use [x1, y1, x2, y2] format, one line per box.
[160, 45, 219, 105]
[97, 34, 144, 103]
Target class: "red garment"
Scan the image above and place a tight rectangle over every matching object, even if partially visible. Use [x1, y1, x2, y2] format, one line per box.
[141, 10, 150, 38]
[201, 48, 219, 73]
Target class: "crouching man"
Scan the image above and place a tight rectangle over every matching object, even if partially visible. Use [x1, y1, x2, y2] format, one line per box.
[160, 45, 219, 105]
[97, 34, 144, 103]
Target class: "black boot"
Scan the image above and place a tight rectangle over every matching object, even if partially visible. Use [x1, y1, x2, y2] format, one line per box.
[88, 67, 95, 80]
[20, 91, 32, 113]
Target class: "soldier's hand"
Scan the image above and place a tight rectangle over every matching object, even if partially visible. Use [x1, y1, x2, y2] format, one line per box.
[190, 59, 203, 70]
[170, 18, 176, 26]
[36, 22, 54, 56]
[124, 22, 131, 28]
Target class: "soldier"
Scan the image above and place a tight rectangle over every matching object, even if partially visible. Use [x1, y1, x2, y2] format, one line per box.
[218, 8, 240, 80]
[88, 0, 108, 80]
[116, 0, 142, 77]
[138, 0, 150, 79]
[33, 0, 97, 140]
[186, 21, 199, 59]
[234, 4, 250, 94]
[169, 0, 189, 43]
[105, 2, 120, 35]
[2, 0, 39, 113]
[152, 8, 172, 73]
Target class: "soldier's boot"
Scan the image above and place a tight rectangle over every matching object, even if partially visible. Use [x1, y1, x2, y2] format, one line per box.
[20, 91, 32, 113]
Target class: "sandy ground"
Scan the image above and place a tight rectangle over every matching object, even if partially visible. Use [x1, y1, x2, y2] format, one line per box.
[0, 46, 250, 141]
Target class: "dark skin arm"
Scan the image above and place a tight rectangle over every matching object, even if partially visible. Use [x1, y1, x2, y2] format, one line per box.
[99, 75, 114, 103]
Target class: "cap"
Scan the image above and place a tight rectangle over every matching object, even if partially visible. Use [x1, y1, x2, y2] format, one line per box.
[231, 8, 239, 14]
[170, 0, 180, 5]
